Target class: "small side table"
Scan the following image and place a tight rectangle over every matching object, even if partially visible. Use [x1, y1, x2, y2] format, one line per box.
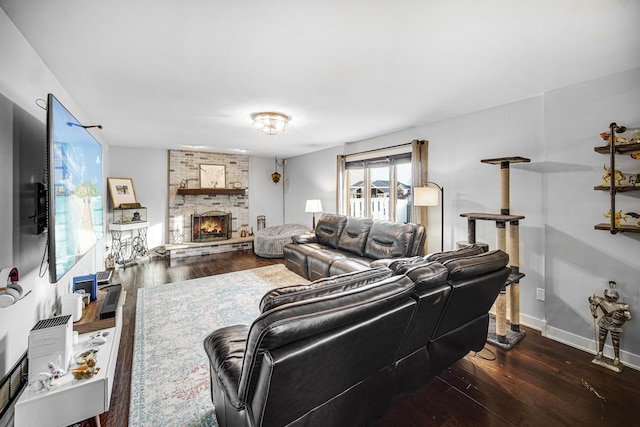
[109, 221, 150, 267]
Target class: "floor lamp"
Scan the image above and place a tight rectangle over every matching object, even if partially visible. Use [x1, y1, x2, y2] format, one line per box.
[414, 182, 444, 251]
[305, 199, 323, 230]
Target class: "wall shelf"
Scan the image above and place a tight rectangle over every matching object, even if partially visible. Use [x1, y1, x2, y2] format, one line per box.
[594, 223, 640, 233]
[594, 142, 640, 154]
[594, 123, 640, 234]
[176, 188, 245, 196]
[593, 185, 639, 193]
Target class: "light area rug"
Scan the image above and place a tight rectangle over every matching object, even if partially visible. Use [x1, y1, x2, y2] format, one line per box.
[129, 264, 308, 427]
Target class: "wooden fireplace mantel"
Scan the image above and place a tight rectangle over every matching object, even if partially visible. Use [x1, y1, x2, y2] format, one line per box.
[177, 188, 246, 196]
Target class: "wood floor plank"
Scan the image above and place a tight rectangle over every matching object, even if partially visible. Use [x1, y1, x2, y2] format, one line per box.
[96, 251, 640, 426]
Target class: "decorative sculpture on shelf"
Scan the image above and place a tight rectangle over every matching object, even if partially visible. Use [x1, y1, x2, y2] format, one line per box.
[604, 210, 627, 227]
[601, 164, 625, 187]
[588, 281, 632, 373]
[624, 211, 640, 228]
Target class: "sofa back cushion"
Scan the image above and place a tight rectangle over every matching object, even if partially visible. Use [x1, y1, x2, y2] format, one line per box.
[364, 221, 416, 259]
[443, 249, 509, 281]
[402, 261, 450, 292]
[314, 213, 348, 248]
[426, 244, 486, 263]
[336, 217, 373, 256]
[239, 273, 416, 401]
[259, 266, 393, 312]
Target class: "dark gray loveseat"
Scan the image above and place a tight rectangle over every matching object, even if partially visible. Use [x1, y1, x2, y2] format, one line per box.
[283, 213, 426, 281]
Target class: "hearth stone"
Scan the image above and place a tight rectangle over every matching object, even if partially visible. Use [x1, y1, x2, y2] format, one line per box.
[165, 237, 254, 260]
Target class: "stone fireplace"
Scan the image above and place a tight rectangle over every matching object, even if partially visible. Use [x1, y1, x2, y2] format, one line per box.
[168, 150, 249, 244]
[192, 211, 231, 242]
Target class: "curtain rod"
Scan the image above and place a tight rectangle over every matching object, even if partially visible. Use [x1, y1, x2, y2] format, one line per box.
[341, 141, 416, 159]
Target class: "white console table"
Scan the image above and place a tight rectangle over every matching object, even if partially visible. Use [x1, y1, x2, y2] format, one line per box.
[109, 221, 150, 266]
[15, 291, 124, 427]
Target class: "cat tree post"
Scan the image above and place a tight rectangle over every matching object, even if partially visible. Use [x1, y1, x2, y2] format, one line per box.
[495, 221, 507, 341]
[460, 156, 529, 349]
[508, 219, 521, 333]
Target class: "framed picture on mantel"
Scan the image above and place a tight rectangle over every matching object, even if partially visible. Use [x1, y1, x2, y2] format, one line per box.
[200, 164, 226, 188]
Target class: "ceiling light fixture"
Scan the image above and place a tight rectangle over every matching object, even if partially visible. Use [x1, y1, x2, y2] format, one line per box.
[251, 112, 290, 135]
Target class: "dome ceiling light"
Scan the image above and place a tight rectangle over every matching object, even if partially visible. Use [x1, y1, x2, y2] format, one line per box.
[251, 112, 290, 135]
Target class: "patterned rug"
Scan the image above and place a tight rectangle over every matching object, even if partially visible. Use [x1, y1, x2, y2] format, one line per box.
[129, 264, 308, 427]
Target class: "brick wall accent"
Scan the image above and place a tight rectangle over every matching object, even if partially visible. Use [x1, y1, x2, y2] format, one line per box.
[168, 150, 249, 243]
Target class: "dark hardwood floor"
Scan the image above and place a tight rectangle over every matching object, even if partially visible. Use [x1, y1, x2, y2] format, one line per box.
[99, 250, 640, 427]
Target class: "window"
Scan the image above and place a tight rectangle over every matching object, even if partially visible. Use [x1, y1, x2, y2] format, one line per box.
[338, 146, 413, 222]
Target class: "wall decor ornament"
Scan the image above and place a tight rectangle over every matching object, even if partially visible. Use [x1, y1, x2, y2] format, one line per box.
[588, 281, 632, 373]
[271, 157, 284, 184]
[604, 210, 627, 227]
[200, 164, 226, 188]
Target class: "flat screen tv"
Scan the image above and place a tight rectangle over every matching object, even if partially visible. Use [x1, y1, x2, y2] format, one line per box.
[47, 93, 103, 283]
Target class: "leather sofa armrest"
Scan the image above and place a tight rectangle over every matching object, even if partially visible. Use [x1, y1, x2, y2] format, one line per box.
[443, 249, 509, 280]
[204, 324, 250, 409]
[291, 232, 318, 244]
[370, 256, 425, 273]
[426, 245, 486, 263]
[259, 284, 311, 312]
[259, 267, 394, 312]
[403, 261, 449, 291]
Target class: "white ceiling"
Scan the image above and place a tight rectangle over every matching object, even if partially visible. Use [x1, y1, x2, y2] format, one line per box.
[2, 0, 639, 158]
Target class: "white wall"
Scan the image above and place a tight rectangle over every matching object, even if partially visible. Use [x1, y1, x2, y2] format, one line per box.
[108, 146, 168, 249]
[0, 9, 102, 383]
[423, 97, 546, 324]
[284, 145, 343, 228]
[285, 68, 640, 369]
[249, 156, 285, 229]
[543, 68, 640, 364]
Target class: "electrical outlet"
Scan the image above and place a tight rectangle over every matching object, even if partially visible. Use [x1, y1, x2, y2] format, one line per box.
[536, 288, 545, 302]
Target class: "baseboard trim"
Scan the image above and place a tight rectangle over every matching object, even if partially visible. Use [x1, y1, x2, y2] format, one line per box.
[519, 315, 640, 371]
[520, 313, 546, 332]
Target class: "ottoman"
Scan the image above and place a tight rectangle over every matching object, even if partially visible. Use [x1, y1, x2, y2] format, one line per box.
[254, 224, 309, 258]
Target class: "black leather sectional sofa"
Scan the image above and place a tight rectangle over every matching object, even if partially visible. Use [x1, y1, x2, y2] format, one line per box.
[283, 213, 427, 280]
[204, 215, 510, 427]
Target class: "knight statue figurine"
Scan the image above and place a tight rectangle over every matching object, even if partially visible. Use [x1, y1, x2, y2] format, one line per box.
[588, 281, 632, 373]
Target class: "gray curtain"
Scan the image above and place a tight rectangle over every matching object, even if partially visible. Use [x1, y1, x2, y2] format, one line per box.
[411, 139, 429, 250]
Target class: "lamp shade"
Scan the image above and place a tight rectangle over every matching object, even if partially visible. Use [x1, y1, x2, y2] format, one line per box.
[305, 199, 323, 213]
[414, 187, 439, 206]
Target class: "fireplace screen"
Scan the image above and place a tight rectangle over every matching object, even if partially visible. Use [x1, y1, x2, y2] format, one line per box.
[192, 211, 232, 242]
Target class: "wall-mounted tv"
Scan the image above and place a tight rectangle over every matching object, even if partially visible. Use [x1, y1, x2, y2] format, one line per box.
[47, 93, 103, 283]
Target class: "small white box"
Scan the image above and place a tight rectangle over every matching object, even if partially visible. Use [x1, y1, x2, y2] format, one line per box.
[61, 294, 83, 322]
[28, 315, 73, 383]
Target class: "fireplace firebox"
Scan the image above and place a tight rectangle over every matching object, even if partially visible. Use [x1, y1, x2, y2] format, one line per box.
[192, 211, 232, 242]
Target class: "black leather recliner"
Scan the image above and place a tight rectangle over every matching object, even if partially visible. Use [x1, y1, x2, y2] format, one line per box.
[204, 248, 511, 427]
[204, 268, 416, 427]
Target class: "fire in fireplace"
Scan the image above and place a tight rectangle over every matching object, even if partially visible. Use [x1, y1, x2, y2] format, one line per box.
[192, 211, 232, 242]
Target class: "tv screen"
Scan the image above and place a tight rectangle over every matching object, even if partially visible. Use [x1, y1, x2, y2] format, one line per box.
[47, 93, 103, 283]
